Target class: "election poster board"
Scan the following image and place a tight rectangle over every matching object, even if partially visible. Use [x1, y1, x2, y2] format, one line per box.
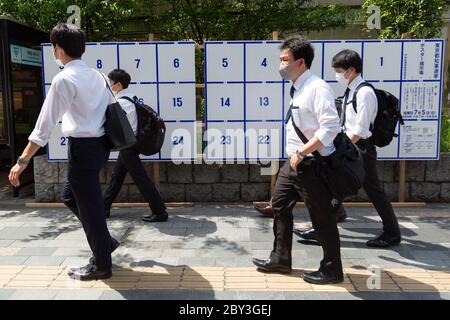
[41, 41, 197, 162]
[204, 39, 444, 161]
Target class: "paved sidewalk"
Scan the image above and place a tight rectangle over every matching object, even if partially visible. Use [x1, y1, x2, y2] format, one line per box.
[0, 200, 449, 300]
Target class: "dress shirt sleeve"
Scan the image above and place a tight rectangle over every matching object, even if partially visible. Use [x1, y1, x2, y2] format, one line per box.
[351, 86, 377, 138]
[28, 77, 72, 147]
[312, 85, 341, 146]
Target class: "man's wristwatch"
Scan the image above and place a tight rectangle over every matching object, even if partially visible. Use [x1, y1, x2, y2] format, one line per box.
[17, 156, 30, 166]
[296, 149, 305, 159]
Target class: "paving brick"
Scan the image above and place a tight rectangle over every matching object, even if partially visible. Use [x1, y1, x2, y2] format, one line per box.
[16, 247, 58, 256]
[24, 256, 66, 266]
[0, 256, 29, 265]
[9, 289, 59, 300]
[54, 289, 105, 300]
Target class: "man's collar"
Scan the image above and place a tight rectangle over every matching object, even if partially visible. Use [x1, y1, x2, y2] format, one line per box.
[292, 69, 312, 91]
[348, 74, 363, 91]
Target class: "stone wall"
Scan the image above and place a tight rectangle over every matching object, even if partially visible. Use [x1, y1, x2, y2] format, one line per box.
[33, 153, 450, 202]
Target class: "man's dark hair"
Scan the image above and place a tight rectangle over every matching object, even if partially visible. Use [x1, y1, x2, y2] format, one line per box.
[108, 69, 131, 89]
[332, 49, 363, 73]
[279, 37, 314, 69]
[50, 23, 86, 58]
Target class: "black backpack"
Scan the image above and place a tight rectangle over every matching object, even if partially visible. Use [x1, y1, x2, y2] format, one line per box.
[119, 96, 166, 156]
[349, 82, 404, 147]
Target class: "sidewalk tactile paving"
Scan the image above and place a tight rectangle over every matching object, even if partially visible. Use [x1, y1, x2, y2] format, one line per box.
[1, 266, 448, 292]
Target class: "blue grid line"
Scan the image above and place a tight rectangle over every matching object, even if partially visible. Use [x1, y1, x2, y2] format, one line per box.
[436, 40, 445, 159]
[243, 43, 247, 159]
[205, 43, 209, 158]
[397, 41, 405, 158]
[361, 42, 365, 78]
[116, 44, 120, 69]
[155, 44, 161, 160]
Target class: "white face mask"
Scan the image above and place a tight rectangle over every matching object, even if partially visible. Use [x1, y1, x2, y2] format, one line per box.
[335, 69, 353, 87]
[53, 48, 64, 68]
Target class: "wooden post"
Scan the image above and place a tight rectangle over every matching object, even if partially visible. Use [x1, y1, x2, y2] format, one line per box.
[270, 31, 279, 195]
[398, 161, 406, 202]
[149, 33, 160, 191]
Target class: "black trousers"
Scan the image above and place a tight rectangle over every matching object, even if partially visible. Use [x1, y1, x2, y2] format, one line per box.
[61, 136, 112, 271]
[357, 139, 400, 236]
[271, 160, 341, 273]
[103, 147, 166, 215]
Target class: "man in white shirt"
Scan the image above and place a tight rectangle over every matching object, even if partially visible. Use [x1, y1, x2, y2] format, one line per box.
[103, 69, 167, 222]
[331, 49, 401, 247]
[253, 37, 344, 285]
[9, 23, 115, 281]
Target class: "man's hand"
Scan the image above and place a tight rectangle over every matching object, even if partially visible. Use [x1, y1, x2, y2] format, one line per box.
[290, 154, 303, 171]
[9, 163, 28, 187]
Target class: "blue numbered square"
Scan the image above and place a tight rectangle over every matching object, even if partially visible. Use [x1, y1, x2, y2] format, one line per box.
[159, 84, 196, 121]
[206, 83, 244, 121]
[309, 42, 323, 77]
[127, 84, 158, 113]
[205, 122, 245, 161]
[246, 83, 283, 121]
[83, 43, 118, 74]
[205, 42, 244, 82]
[245, 42, 282, 82]
[162, 121, 197, 161]
[246, 122, 283, 160]
[42, 44, 64, 84]
[158, 43, 196, 82]
[118, 43, 157, 83]
[323, 41, 361, 81]
[364, 42, 402, 81]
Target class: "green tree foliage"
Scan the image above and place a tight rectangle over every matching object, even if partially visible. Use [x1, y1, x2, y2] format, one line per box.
[147, 0, 349, 43]
[362, 0, 448, 39]
[0, 0, 137, 41]
[0, 0, 349, 42]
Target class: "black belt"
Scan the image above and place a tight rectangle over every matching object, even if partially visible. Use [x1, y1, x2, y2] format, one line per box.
[68, 136, 106, 141]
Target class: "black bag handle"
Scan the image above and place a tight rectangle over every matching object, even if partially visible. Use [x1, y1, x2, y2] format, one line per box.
[98, 71, 118, 103]
[289, 113, 323, 160]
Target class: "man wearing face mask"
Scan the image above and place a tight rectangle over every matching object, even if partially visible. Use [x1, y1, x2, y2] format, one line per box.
[9, 23, 116, 280]
[330, 49, 401, 247]
[103, 69, 168, 223]
[252, 37, 343, 284]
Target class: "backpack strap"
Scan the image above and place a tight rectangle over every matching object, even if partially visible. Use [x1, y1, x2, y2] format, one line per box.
[118, 96, 138, 104]
[351, 82, 375, 113]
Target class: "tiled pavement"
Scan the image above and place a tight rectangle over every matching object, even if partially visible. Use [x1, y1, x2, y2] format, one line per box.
[0, 200, 449, 300]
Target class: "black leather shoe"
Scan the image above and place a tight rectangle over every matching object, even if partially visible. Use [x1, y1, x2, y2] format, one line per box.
[142, 211, 168, 223]
[367, 232, 401, 248]
[252, 258, 291, 274]
[302, 270, 344, 285]
[254, 205, 274, 218]
[67, 262, 95, 276]
[69, 264, 112, 281]
[293, 228, 318, 241]
[105, 210, 111, 218]
[68, 237, 120, 275]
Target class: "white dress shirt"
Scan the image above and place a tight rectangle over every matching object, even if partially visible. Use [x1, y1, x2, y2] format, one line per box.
[116, 89, 138, 135]
[343, 75, 378, 139]
[29, 60, 110, 147]
[286, 70, 341, 157]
